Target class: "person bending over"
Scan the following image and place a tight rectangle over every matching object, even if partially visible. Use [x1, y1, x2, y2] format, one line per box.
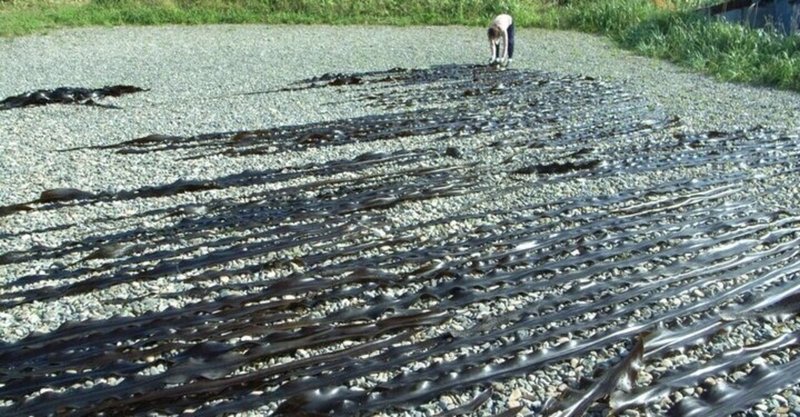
[488, 14, 514, 66]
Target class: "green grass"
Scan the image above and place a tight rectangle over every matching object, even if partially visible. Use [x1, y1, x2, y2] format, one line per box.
[1, 0, 799, 91]
[546, 0, 800, 90]
[0, 0, 544, 35]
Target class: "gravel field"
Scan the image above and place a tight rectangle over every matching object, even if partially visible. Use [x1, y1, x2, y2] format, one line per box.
[2, 25, 800, 417]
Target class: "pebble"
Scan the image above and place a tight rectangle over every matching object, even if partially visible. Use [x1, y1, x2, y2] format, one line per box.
[508, 388, 522, 408]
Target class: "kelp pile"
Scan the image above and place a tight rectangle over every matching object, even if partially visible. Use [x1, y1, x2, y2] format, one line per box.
[0, 85, 146, 110]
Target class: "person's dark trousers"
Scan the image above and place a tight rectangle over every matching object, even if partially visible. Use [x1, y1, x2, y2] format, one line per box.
[507, 23, 515, 59]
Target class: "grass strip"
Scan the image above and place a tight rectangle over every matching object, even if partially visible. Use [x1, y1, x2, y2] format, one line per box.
[1, 0, 798, 91]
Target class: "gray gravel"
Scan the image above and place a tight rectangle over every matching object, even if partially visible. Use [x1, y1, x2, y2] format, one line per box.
[2, 24, 800, 417]
[2, 25, 799, 205]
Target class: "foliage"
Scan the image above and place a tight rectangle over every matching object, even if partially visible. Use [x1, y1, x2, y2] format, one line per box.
[547, 0, 800, 90]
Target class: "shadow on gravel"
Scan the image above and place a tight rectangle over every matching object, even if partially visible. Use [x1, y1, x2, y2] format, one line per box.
[0, 85, 147, 110]
[3, 64, 800, 417]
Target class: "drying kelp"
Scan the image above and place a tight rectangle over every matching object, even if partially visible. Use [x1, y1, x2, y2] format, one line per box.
[2, 65, 800, 417]
[3, 170, 799, 416]
[0, 161, 478, 307]
[79, 65, 675, 161]
[512, 160, 602, 175]
[544, 335, 644, 417]
[0, 149, 438, 218]
[0, 85, 146, 110]
[0, 188, 96, 217]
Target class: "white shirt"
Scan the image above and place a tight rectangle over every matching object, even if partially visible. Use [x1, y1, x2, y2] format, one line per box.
[489, 14, 513, 61]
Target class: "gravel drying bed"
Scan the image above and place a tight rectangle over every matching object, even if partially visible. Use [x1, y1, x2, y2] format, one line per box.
[3, 25, 800, 417]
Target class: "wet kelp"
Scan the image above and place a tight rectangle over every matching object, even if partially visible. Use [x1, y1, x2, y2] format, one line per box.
[2, 65, 800, 416]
